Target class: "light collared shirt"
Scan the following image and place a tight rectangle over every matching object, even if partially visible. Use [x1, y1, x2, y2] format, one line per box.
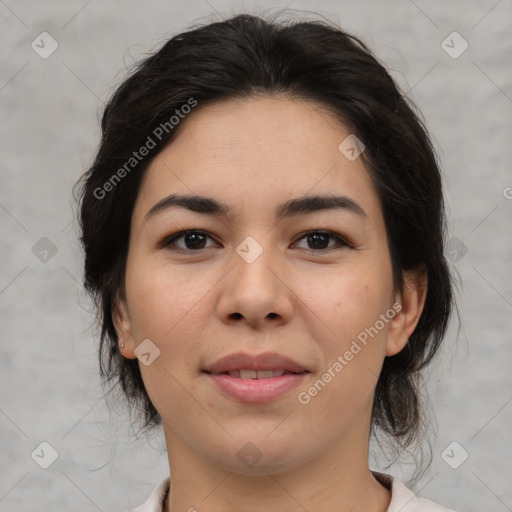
[122, 472, 459, 511]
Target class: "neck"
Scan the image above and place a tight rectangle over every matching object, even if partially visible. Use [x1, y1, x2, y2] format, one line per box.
[163, 425, 391, 512]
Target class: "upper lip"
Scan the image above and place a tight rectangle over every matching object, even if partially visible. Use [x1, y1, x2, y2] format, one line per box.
[203, 352, 309, 374]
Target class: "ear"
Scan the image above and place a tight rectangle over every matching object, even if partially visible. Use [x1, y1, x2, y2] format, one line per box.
[112, 292, 137, 359]
[386, 265, 428, 357]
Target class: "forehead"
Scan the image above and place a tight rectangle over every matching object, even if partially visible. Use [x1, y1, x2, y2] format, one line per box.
[132, 95, 382, 225]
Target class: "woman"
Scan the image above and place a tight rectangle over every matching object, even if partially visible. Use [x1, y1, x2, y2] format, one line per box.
[76, 12, 459, 512]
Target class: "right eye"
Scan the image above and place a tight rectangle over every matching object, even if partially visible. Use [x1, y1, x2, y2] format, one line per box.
[159, 229, 219, 252]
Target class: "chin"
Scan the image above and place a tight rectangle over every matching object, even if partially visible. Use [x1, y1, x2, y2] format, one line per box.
[208, 436, 315, 477]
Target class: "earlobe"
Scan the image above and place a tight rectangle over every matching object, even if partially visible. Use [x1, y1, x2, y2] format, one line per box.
[112, 294, 137, 359]
[386, 266, 428, 357]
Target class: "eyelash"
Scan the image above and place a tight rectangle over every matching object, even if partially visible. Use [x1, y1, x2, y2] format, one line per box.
[159, 229, 353, 253]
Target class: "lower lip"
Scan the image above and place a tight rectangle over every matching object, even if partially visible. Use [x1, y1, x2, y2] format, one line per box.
[205, 372, 308, 403]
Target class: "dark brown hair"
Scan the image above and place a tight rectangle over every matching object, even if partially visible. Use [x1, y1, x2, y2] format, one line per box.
[75, 12, 454, 472]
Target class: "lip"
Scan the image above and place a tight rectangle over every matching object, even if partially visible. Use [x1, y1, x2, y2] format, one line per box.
[206, 372, 308, 403]
[203, 351, 310, 403]
[203, 351, 309, 374]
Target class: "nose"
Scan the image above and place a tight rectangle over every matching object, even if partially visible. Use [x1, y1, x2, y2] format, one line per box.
[216, 236, 294, 329]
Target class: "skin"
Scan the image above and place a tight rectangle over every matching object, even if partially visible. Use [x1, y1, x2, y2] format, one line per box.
[113, 95, 427, 512]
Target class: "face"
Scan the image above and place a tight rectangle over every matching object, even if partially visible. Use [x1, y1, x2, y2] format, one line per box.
[114, 95, 425, 477]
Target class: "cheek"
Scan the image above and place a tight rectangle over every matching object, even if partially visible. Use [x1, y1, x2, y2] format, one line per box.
[305, 259, 394, 392]
[124, 256, 213, 410]
[300, 279, 392, 420]
[124, 251, 214, 341]
[310, 264, 391, 337]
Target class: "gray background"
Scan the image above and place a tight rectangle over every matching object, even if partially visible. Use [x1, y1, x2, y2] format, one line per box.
[1, 1, 511, 511]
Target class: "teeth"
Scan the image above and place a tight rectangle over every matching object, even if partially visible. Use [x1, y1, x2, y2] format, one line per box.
[255, 370, 278, 379]
[228, 369, 287, 379]
[239, 369, 257, 379]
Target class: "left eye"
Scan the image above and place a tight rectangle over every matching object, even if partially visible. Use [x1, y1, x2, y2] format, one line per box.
[292, 231, 350, 251]
[160, 230, 350, 252]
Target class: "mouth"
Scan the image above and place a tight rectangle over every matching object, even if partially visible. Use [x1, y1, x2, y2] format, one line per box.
[203, 351, 309, 375]
[204, 369, 308, 379]
[204, 370, 309, 403]
[202, 352, 310, 402]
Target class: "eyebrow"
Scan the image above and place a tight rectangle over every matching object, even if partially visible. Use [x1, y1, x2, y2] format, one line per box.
[144, 193, 367, 222]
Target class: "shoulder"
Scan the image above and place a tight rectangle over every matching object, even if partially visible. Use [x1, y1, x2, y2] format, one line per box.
[374, 472, 460, 512]
[121, 477, 170, 512]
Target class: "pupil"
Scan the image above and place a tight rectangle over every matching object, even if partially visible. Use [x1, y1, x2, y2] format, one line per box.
[309, 233, 328, 249]
[186, 233, 206, 249]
